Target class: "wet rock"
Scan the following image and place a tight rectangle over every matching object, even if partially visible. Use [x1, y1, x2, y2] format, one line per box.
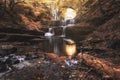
[44, 53, 58, 60]
[0, 61, 12, 73]
[13, 61, 31, 69]
[25, 53, 39, 60]
[106, 39, 120, 49]
[0, 54, 27, 73]
[0, 62, 7, 72]
[29, 54, 39, 59]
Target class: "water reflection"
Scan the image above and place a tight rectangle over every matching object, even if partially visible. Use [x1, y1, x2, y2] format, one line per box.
[45, 36, 76, 56]
[45, 36, 63, 56]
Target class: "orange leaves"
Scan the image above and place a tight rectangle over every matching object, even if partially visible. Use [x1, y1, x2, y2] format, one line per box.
[19, 14, 41, 31]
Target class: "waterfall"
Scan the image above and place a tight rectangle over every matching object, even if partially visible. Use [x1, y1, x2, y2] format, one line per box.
[60, 19, 75, 37]
[67, 19, 75, 26]
[44, 28, 54, 37]
[53, 9, 59, 20]
[60, 20, 67, 37]
[44, 28, 55, 53]
[50, 3, 59, 21]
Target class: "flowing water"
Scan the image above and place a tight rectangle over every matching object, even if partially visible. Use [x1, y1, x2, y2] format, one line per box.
[44, 35, 76, 56]
[50, 3, 59, 21]
[44, 28, 55, 37]
[67, 19, 75, 26]
[45, 36, 65, 56]
[60, 19, 75, 37]
[44, 4, 76, 55]
[60, 20, 67, 37]
[44, 18, 76, 56]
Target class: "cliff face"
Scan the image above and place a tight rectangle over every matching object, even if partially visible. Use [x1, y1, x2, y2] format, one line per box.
[73, 0, 120, 66]
[82, 0, 120, 50]
[67, 0, 120, 39]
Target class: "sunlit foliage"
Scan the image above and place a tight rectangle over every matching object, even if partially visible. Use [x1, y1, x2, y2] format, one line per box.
[15, 0, 94, 20]
[0, 0, 99, 31]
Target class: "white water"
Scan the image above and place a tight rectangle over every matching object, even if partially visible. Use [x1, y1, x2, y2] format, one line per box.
[60, 19, 75, 37]
[50, 3, 59, 21]
[44, 6, 77, 55]
[60, 20, 67, 37]
[45, 28, 55, 37]
[67, 19, 75, 26]
[60, 26, 67, 37]
[53, 9, 59, 20]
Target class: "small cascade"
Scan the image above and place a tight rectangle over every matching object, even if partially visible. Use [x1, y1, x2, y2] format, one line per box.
[50, 3, 59, 21]
[44, 5, 77, 56]
[44, 24, 77, 56]
[44, 28, 55, 37]
[60, 19, 75, 37]
[44, 28, 54, 53]
[67, 19, 75, 26]
[60, 20, 67, 37]
[44, 28, 62, 55]
[53, 9, 59, 21]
